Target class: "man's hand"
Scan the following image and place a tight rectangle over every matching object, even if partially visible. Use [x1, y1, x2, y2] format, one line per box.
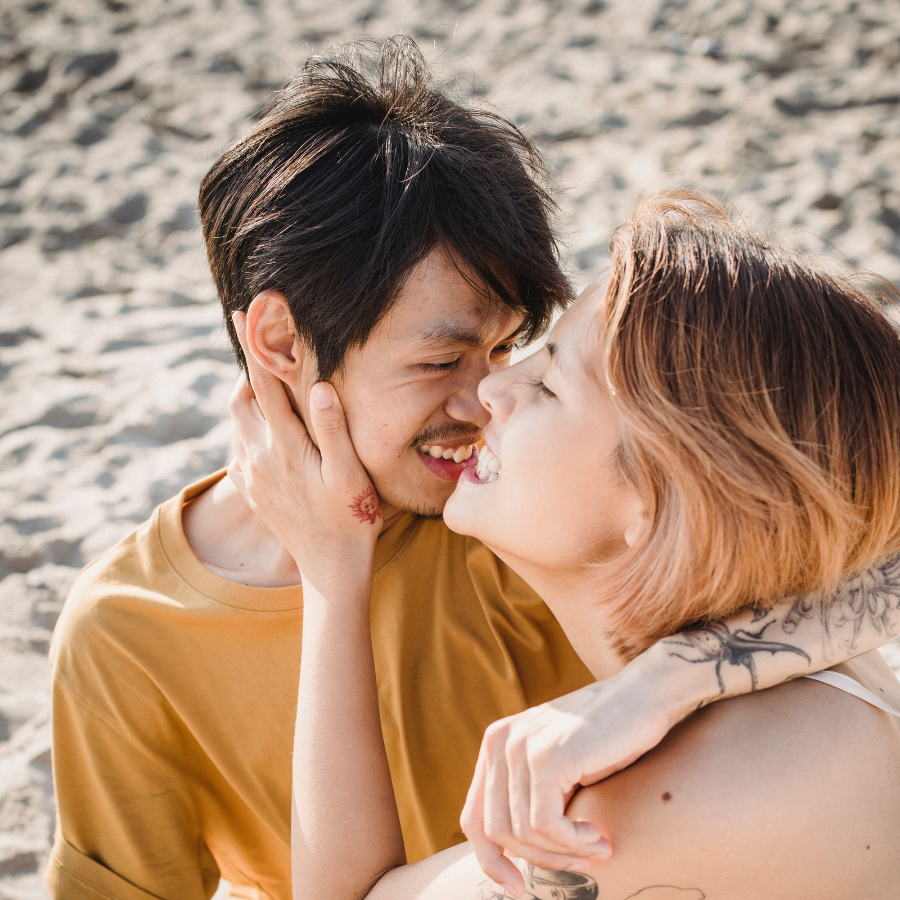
[228, 311, 381, 587]
[460, 647, 681, 896]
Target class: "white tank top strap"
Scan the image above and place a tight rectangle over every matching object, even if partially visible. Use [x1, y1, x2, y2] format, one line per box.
[803, 670, 900, 718]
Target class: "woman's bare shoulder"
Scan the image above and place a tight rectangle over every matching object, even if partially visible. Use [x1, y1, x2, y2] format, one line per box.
[564, 658, 900, 900]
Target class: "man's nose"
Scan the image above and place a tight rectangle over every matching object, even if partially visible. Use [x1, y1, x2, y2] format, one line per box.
[444, 369, 491, 428]
[445, 385, 491, 428]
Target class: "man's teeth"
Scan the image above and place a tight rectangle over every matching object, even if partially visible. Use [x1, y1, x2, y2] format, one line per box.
[419, 444, 475, 464]
[474, 446, 501, 483]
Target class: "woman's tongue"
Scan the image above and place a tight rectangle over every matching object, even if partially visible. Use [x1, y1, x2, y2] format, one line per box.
[417, 443, 478, 481]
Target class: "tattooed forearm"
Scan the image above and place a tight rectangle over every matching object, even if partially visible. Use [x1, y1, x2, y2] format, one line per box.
[475, 863, 704, 900]
[781, 554, 900, 650]
[664, 620, 810, 694]
[661, 551, 900, 703]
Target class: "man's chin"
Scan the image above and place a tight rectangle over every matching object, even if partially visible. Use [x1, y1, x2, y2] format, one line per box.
[402, 503, 445, 521]
[390, 491, 448, 520]
[373, 469, 458, 523]
[378, 488, 450, 522]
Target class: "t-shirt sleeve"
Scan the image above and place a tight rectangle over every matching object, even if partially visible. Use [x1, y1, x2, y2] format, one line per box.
[48, 666, 221, 900]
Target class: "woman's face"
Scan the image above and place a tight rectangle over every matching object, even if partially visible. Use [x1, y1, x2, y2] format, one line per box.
[444, 285, 643, 576]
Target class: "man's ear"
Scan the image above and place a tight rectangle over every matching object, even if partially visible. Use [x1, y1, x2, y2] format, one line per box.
[244, 290, 304, 378]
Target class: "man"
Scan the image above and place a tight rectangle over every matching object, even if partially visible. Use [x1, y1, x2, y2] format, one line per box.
[47, 37, 900, 900]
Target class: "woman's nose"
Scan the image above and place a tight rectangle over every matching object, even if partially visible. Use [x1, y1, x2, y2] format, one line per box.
[478, 368, 514, 421]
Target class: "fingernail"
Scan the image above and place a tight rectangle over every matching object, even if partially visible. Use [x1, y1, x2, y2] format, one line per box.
[311, 382, 333, 409]
[587, 840, 612, 859]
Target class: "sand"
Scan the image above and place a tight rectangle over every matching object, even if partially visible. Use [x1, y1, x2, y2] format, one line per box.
[1, 0, 900, 896]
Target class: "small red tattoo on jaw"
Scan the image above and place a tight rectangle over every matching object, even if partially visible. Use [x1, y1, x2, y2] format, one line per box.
[349, 485, 381, 524]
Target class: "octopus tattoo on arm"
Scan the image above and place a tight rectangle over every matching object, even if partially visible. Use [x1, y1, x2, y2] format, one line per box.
[661, 551, 900, 701]
[664, 619, 811, 694]
[348, 485, 381, 524]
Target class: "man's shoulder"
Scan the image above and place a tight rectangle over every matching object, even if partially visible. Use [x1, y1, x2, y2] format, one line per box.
[58, 512, 174, 623]
[50, 480, 215, 687]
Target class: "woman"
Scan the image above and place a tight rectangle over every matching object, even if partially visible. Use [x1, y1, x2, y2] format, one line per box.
[233, 190, 900, 899]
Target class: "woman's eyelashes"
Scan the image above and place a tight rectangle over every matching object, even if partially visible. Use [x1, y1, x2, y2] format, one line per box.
[535, 379, 556, 399]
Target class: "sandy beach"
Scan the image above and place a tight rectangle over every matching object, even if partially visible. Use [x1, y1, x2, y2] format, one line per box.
[1, 0, 900, 896]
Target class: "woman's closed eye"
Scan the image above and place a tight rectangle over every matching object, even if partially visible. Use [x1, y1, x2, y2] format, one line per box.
[535, 379, 556, 399]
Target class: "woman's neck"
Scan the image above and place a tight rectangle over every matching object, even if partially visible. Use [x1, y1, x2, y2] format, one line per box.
[497, 554, 626, 682]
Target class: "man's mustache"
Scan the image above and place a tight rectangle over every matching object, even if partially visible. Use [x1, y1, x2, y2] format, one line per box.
[407, 423, 481, 450]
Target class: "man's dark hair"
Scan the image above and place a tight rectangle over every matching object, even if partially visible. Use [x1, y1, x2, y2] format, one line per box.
[199, 36, 572, 379]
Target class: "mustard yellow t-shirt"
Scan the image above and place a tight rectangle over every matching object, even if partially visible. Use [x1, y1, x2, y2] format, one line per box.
[47, 472, 592, 900]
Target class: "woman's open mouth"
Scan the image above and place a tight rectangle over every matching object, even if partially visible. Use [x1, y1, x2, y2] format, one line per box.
[417, 442, 479, 481]
[458, 442, 501, 485]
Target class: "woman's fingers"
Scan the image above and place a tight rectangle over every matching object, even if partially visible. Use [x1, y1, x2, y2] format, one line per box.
[464, 671, 677, 874]
[462, 749, 526, 896]
[228, 373, 267, 454]
[462, 706, 614, 883]
[482, 723, 604, 856]
[507, 736, 607, 855]
[308, 383, 377, 508]
[482, 722, 517, 853]
[232, 310, 307, 443]
[523, 768, 608, 855]
[469, 840, 526, 898]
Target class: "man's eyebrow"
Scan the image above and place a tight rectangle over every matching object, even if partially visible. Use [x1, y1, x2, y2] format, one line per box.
[416, 321, 525, 350]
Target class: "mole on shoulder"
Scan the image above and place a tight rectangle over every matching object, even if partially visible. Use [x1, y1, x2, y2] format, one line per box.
[661, 791, 672, 803]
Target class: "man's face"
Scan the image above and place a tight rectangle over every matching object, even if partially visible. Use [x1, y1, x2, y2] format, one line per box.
[332, 249, 524, 519]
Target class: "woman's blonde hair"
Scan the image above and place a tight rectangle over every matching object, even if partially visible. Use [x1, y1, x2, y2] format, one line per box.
[596, 189, 900, 657]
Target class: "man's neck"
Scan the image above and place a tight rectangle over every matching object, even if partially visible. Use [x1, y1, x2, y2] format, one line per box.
[182, 473, 404, 588]
[182, 474, 307, 588]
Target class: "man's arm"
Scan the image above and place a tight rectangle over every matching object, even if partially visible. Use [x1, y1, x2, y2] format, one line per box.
[48, 670, 218, 900]
[461, 552, 900, 888]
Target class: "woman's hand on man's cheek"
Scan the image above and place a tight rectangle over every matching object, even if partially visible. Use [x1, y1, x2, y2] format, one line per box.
[227, 310, 381, 588]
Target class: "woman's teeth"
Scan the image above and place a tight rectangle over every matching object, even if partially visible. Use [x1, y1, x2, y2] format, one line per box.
[419, 443, 475, 464]
[474, 446, 501, 483]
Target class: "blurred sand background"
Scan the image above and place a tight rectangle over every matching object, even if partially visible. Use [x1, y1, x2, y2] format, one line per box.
[2, 0, 900, 896]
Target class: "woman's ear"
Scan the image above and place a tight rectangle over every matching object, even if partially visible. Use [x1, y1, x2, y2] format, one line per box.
[244, 290, 302, 378]
[622, 495, 647, 549]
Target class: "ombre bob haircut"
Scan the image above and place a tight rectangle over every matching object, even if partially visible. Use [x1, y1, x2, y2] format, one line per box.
[595, 189, 900, 658]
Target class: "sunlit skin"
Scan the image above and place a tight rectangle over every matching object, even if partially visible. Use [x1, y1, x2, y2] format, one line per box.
[183, 249, 524, 587]
[226, 251, 900, 900]
[444, 285, 645, 680]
